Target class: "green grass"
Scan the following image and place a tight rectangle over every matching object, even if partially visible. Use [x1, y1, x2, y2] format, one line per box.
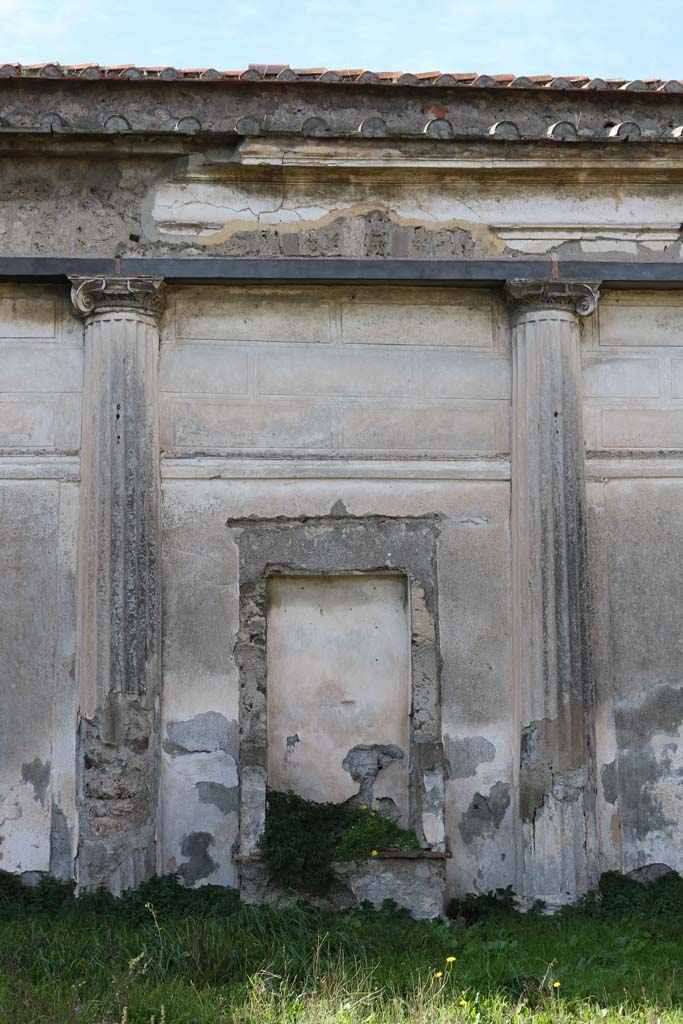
[1, 872, 683, 1024]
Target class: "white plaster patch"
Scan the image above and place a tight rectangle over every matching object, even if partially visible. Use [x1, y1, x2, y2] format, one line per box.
[266, 574, 411, 818]
[161, 751, 238, 888]
[151, 171, 683, 256]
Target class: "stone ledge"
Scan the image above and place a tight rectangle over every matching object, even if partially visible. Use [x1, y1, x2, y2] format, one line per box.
[233, 849, 451, 862]
[238, 857, 447, 919]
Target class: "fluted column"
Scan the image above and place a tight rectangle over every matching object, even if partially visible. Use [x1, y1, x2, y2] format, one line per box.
[70, 276, 165, 892]
[507, 280, 600, 906]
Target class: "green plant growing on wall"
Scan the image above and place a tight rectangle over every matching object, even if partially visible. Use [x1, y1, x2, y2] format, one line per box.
[259, 790, 421, 896]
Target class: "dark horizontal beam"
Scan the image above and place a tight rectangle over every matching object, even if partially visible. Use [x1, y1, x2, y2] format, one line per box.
[3, 256, 683, 287]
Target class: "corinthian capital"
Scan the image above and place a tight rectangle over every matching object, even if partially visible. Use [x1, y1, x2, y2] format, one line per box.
[506, 280, 600, 317]
[69, 276, 166, 318]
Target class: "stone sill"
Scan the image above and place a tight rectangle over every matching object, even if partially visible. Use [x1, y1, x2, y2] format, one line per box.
[233, 849, 450, 862]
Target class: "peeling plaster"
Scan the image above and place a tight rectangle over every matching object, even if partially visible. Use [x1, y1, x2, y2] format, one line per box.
[49, 804, 72, 879]
[177, 831, 217, 884]
[164, 712, 239, 757]
[616, 683, 683, 843]
[519, 712, 589, 823]
[601, 760, 619, 805]
[446, 736, 495, 779]
[458, 782, 511, 845]
[21, 758, 50, 806]
[188, 201, 507, 256]
[342, 744, 404, 806]
[195, 781, 239, 815]
[462, 778, 509, 843]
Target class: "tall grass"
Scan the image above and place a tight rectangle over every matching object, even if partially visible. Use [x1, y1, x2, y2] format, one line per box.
[1, 872, 683, 1023]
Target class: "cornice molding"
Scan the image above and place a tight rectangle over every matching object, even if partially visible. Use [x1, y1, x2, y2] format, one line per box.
[69, 275, 166, 318]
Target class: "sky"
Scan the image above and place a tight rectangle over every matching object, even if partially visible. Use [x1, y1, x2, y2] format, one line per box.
[0, 0, 681, 81]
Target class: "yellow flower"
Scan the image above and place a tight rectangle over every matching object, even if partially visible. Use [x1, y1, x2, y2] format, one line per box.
[371, 849, 378, 857]
[552, 981, 561, 989]
[446, 956, 457, 963]
[434, 971, 443, 978]
[361, 804, 368, 810]
[370, 812, 376, 817]
[459, 998, 468, 1006]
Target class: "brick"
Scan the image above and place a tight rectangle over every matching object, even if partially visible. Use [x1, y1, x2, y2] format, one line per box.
[0, 296, 55, 339]
[2, 346, 82, 392]
[340, 299, 494, 347]
[172, 399, 334, 450]
[160, 345, 249, 394]
[423, 353, 510, 399]
[599, 302, 683, 347]
[259, 347, 415, 397]
[342, 404, 498, 452]
[175, 292, 333, 343]
[583, 357, 660, 398]
[601, 409, 683, 448]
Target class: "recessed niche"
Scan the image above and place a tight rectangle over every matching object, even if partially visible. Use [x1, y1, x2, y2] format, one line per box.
[266, 574, 411, 823]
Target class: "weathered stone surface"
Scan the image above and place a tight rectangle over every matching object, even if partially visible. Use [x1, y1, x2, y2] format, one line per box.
[6, 71, 683, 909]
[232, 514, 445, 879]
[160, 286, 509, 458]
[267, 575, 410, 816]
[509, 282, 600, 905]
[333, 858, 446, 919]
[626, 863, 677, 886]
[239, 857, 446, 919]
[0, 480, 77, 875]
[71, 278, 165, 891]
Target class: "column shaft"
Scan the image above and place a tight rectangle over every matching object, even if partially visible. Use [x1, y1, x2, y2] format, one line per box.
[71, 277, 164, 892]
[509, 282, 599, 905]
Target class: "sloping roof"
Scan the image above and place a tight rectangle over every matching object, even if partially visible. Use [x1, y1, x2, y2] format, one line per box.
[1, 62, 681, 92]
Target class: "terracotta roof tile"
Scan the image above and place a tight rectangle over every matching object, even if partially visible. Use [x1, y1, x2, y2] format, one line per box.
[0, 63, 680, 93]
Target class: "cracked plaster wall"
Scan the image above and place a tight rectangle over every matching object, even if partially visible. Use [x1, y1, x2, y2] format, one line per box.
[0, 480, 78, 879]
[158, 285, 683, 897]
[5, 138, 683, 261]
[160, 472, 513, 896]
[0, 286, 80, 881]
[590, 479, 683, 874]
[6, 158, 683, 902]
[582, 292, 683, 877]
[149, 165, 683, 259]
[266, 574, 411, 818]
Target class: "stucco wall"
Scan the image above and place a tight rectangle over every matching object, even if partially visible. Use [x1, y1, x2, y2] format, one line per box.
[585, 290, 683, 877]
[159, 286, 510, 457]
[159, 472, 514, 894]
[266, 574, 412, 815]
[4, 278, 683, 897]
[158, 283, 514, 893]
[3, 70, 683, 906]
[0, 285, 80, 879]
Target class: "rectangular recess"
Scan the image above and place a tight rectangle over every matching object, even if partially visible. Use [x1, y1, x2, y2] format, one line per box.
[0, 296, 55, 340]
[266, 574, 411, 823]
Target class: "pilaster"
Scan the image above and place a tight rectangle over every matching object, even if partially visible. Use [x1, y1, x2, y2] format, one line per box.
[507, 280, 600, 905]
[70, 276, 165, 892]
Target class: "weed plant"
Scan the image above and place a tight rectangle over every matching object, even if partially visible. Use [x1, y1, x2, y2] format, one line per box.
[259, 789, 420, 895]
[1, 871, 683, 1023]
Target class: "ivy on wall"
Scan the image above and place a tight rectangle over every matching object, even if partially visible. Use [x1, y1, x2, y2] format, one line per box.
[260, 789, 421, 896]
